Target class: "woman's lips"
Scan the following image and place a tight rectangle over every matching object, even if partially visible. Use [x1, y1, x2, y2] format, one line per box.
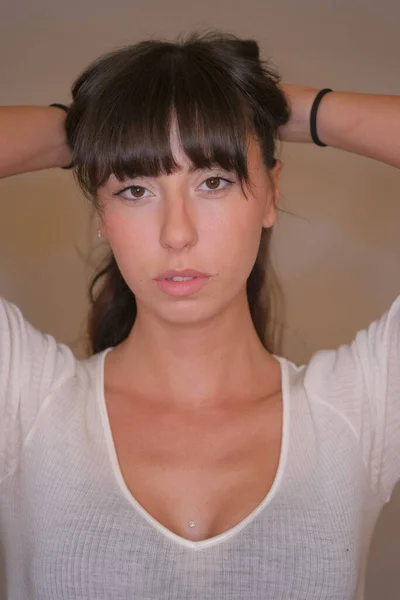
[155, 269, 210, 280]
[155, 276, 210, 297]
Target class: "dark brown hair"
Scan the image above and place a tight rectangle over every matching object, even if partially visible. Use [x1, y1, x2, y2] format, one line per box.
[65, 31, 290, 356]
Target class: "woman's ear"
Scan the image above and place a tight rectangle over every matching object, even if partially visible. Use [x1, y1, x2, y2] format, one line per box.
[262, 159, 283, 228]
[271, 159, 283, 206]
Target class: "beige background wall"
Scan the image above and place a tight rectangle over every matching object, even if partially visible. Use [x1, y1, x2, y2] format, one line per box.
[1, 0, 399, 597]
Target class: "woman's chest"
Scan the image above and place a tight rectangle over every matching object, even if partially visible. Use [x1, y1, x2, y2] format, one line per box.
[105, 391, 283, 542]
[10, 380, 376, 599]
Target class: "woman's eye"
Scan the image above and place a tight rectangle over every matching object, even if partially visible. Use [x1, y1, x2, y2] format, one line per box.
[114, 176, 233, 202]
[199, 177, 233, 192]
[117, 185, 150, 200]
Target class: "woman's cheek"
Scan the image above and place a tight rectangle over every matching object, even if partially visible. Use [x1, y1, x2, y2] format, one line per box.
[105, 213, 149, 253]
[235, 223, 264, 276]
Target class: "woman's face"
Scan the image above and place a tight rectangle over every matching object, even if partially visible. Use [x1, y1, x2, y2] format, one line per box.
[97, 132, 283, 324]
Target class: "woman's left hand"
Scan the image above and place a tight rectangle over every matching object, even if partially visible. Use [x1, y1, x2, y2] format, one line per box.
[277, 83, 319, 144]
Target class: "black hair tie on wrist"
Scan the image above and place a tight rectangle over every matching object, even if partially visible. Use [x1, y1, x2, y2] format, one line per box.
[310, 88, 333, 147]
[49, 103, 73, 169]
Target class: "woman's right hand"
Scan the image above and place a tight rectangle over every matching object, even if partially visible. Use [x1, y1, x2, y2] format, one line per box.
[0, 105, 72, 179]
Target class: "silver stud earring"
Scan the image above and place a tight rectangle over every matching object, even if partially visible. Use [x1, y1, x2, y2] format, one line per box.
[97, 230, 102, 238]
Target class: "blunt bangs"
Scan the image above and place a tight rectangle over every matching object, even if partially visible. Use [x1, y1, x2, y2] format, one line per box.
[66, 33, 283, 199]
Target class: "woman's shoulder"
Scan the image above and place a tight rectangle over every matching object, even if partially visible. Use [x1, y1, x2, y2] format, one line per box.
[0, 295, 77, 384]
[0, 296, 113, 480]
[301, 293, 400, 397]
[279, 294, 400, 498]
[274, 293, 400, 439]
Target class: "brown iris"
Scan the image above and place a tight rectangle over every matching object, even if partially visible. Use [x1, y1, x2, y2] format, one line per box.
[205, 177, 220, 189]
[130, 186, 145, 198]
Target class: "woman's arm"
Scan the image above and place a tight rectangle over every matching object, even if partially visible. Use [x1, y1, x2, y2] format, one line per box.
[0, 106, 72, 179]
[279, 84, 400, 169]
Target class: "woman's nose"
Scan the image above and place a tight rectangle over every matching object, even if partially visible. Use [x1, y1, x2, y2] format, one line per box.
[159, 194, 198, 251]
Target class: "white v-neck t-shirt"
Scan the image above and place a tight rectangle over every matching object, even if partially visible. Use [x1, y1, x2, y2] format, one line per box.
[1, 294, 400, 600]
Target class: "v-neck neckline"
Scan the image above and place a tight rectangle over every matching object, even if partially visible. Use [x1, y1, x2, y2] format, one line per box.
[97, 347, 290, 550]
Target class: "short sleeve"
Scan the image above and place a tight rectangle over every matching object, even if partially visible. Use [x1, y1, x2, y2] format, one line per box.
[356, 294, 400, 502]
[0, 297, 76, 482]
[303, 294, 400, 505]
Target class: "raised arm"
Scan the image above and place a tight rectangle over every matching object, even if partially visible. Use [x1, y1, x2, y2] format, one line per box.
[0, 106, 72, 179]
[279, 85, 400, 169]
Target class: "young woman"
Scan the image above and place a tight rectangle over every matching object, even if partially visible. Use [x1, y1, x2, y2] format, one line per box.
[0, 32, 399, 600]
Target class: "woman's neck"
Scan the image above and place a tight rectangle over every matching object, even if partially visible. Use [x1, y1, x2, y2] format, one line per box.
[105, 293, 280, 409]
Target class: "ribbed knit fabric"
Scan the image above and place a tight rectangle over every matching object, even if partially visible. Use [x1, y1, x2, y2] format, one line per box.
[0, 294, 399, 600]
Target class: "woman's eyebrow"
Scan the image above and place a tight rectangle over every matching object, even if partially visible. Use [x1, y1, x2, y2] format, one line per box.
[187, 164, 234, 174]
